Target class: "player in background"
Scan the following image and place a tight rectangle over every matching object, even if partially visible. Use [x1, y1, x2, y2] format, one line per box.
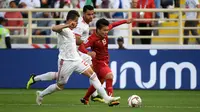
[35, 10, 120, 105]
[26, 5, 104, 102]
[78, 18, 134, 106]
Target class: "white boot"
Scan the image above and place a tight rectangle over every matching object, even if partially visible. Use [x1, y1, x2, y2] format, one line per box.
[104, 96, 121, 104]
[36, 91, 43, 105]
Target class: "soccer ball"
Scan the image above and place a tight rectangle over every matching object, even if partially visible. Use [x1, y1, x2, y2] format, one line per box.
[127, 95, 142, 107]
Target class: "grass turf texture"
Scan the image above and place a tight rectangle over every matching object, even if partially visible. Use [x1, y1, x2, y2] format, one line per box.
[0, 89, 199, 112]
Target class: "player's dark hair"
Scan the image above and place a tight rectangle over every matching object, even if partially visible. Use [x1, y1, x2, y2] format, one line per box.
[83, 5, 94, 13]
[96, 18, 109, 29]
[66, 10, 80, 21]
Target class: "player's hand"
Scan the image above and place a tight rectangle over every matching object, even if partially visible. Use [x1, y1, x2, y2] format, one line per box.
[68, 21, 77, 28]
[87, 51, 96, 58]
[126, 18, 135, 24]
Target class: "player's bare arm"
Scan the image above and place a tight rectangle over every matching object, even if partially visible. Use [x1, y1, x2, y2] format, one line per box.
[52, 22, 76, 33]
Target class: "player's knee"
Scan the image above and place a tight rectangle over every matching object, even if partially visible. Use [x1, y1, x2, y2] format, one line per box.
[89, 72, 97, 80]
[105, 73, 113, 79]
[83, 67, 95, 77]
[56, 84, 65, 90]
[50, 72, 58, 80]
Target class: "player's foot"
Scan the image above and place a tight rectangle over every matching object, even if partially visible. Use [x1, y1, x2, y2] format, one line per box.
[104, 96, 121, 104]
[108, 100, 120, 107]
[36, 91, 43, 105]
[80, 98, 89, 105]
[26, 74, 36, 89]
[91, 95, 105, 103]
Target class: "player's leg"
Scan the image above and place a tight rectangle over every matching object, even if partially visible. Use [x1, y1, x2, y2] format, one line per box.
[26, 72, 58, 89]
[80, 52, 104, 103]
[81, 78, 104, 104]
[82, 67, 120, 104]
[105, 73, 120, 107]
[100, 66, 120, 106]
[36, 59, 73, 105]
[76, 60, 120, 105]
[36, 83, 63, 105]
[90, 78, 105, 103]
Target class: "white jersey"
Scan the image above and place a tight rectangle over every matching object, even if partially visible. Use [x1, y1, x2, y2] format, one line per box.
[57, 28, 81, 61]
[185, 0, 199, 19]
[72, 17, 92, 65]
[73, 17, 89, 43]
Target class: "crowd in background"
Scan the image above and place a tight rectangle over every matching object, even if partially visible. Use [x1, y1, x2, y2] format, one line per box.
[1, 0, 199, 47]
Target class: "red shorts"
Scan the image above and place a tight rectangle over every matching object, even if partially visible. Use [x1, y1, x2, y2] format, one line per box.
[93, 61, 112, 79]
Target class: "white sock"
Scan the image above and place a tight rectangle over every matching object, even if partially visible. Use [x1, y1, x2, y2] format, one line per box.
[89, 73, 110, 101]
[34, 72, 57, 81]
[92, 91, 98, 97]
[40, 84, 60, 97]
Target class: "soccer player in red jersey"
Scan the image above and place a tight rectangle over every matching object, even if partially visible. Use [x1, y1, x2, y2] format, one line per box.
[78, 18, 134, 106]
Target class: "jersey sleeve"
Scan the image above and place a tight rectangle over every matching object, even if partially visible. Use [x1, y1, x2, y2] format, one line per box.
[78, 36, 94, 53]
[108, 20, 127, 30]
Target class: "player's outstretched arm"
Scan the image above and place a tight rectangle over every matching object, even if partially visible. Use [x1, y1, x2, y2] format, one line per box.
[52, 24, 70, 33]
[109, 18, 135, 30]
[52, 22, 76, 33]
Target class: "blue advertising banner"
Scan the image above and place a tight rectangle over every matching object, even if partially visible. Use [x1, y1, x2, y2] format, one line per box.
[0, 49, 199, 90]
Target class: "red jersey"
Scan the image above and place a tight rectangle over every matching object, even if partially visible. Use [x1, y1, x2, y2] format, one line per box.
[79, 20, 127, 64]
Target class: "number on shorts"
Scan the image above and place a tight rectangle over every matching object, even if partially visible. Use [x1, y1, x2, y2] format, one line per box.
[82, 60, 88, 66]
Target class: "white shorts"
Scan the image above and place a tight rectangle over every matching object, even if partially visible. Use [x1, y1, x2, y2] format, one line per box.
[57, 58, 90, 84]
[78, 51, 92, 65]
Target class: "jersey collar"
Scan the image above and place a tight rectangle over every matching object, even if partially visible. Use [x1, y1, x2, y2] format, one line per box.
[82, 16, 89, 24]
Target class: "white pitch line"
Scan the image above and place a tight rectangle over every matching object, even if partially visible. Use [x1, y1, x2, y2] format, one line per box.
[0, 104, 200, 109]
[144, 105, 200, 109]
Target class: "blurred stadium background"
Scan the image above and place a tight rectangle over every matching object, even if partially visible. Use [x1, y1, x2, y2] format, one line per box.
[0, 0, 200, 112]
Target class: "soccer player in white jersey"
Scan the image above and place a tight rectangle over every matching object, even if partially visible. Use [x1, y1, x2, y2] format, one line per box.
[35, 10, 120, 105]
[26, 5, 104, 103]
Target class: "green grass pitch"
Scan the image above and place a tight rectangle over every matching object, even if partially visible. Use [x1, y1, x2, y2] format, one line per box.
[0, 89, 200, 112]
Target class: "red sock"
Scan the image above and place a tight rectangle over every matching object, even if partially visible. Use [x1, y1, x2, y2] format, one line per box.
[84, 85, 96, 101]
[106, 79, 113, 96]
